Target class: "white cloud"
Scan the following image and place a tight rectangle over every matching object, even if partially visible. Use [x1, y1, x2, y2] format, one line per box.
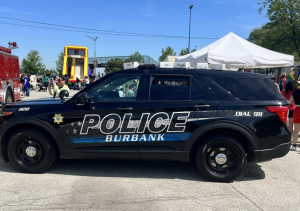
[0, 7, 40, 16]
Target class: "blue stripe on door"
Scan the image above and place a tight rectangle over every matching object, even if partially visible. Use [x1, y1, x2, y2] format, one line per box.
[69, 133, 192, 143]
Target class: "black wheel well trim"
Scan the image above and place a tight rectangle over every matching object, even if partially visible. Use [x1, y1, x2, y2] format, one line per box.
[0, 117, 58, 161]
[212, 121, 260, 149]
[185, 120, 260, 159]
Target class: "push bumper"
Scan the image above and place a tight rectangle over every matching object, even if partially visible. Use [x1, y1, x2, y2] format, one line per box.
[254, 142, 291, 162]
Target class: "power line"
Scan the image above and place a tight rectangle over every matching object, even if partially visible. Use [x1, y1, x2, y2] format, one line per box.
[0, 21, 195, 38]
[0, 16, 219, 40]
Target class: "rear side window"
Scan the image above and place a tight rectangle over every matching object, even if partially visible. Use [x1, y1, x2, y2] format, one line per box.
[264, 78, 286, 101]
[213, 77, 280, 101]
[150, 76, 190, 100]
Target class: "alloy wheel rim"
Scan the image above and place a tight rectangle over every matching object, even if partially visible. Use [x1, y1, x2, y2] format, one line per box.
[207, 146, 235, 172]
[16, 139, 43, 165]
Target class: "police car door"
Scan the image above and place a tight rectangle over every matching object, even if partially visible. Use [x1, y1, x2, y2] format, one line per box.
[138, 74, 217, 160]
[65, 74, 145, 159]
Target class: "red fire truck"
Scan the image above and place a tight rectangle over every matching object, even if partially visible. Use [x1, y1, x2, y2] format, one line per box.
[0, 42, 21, 104]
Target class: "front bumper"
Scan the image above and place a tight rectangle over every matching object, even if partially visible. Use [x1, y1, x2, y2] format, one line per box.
[254, 142, 291, 162]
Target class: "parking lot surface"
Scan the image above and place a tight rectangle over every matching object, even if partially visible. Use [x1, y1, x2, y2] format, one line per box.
[0, 91, 299, 211]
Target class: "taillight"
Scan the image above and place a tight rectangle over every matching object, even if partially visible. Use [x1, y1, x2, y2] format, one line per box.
[265, 106, 288, 124]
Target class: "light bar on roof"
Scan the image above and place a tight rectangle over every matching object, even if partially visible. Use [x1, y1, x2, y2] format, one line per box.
[196, 63, 209, 69]
[210, 64, 225, 70]
[160, 62, 191, 69]
[8, 41, 18, 49]
[173, 62, 191, 69]
[160, 62, 174, 68]
[123, 62, 139, 70]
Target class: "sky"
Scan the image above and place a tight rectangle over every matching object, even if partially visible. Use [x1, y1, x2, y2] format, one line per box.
[0, 0, 268, 75]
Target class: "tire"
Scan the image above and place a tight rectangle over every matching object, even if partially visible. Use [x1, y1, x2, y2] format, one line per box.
[7, 128, 57, 173]
[195, 135, 247, 182]
[5, 90, 13, 104]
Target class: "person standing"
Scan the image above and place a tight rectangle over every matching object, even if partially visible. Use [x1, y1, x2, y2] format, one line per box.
[125, 84, 135, 97]
[289, 84, 300, 151]
[23, 73, 30, 97]
[48, 75, 70, 97]
[118, 87, 125, 97]
[37, 75, 42, 83]
[20, 73, 25, 96]
[83, 76, 89, 88]
[279, 73, 286, 92]
[89, 73, 96, 84]
[44, 74, 49, 87]
[282, 81, 296, 135]
[76, 77, 81, 90]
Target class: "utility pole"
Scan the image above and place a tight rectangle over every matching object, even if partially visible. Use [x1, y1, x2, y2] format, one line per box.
[85, 35, 98, 74]
[188, 5, 193, 53]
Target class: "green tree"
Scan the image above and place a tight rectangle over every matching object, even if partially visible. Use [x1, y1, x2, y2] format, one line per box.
[179, 47, 196, 56]
[55, 51, 64, 76]
[21, 50, 46, 74]
[104, 58, 124, 75]
[159, 46, 176, 62]
[125, 52, 145, 63]
[41, 68, 57, 75]
[257, 0, 300, 59]
[19, 66, 24, 74]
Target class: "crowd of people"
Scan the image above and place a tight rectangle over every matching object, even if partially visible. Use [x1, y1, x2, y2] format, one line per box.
[278, 72, 300, 151]
[20, 73, 97, 97]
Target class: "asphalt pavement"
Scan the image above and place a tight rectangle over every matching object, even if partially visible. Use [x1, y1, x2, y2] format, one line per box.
[0, 90, 300, 211]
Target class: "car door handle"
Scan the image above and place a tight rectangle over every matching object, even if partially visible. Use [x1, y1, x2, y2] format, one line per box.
[117, 107, 133, 111]
[193, 104, 210, 108]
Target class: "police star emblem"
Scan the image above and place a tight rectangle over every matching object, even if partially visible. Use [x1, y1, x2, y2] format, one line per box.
[53, 113, 64, 124]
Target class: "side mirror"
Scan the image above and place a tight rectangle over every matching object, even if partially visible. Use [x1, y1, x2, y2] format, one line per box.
[77, 92, 88, 105]
[59, 90, 69, 99]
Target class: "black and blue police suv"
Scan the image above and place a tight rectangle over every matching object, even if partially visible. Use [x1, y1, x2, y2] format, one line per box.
[0, 65, 291, 182]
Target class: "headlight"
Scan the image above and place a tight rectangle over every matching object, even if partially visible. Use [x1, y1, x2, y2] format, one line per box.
[0, 107, 17, 116]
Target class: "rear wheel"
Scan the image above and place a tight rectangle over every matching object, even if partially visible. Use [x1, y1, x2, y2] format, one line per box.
[5, 90, 13, 104]
[7, 128, 57, 173]
[196, 135, 247, 182]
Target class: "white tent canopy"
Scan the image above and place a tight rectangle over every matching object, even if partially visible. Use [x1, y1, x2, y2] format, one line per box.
[175, 32, 294, 68]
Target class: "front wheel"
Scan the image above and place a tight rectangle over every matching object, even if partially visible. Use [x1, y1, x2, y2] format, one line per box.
[7, 128, 57, 173]
[196, 135, 247, 182]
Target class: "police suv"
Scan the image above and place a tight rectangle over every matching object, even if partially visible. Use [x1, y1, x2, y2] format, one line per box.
[0, 63, 291, 182]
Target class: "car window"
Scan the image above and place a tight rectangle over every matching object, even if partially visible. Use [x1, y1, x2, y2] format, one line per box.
[213, 77, 280, 101]
[150, 76, 190, 101]
[87, 75, 141, 102]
